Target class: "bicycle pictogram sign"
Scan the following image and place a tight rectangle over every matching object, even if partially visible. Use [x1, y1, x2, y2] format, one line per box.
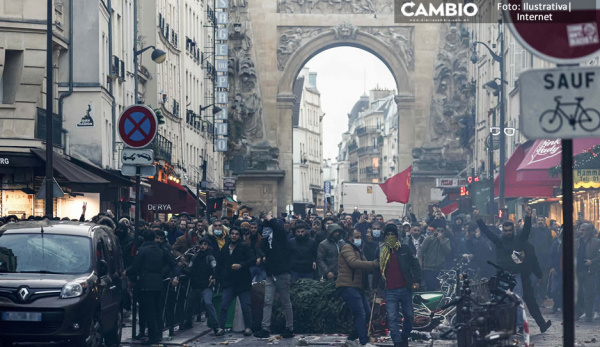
[118, 105, 158, 148]
[539, 96, 600, 134]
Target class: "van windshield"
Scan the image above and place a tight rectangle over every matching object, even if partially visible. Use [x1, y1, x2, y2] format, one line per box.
[0, 234, 92, 274]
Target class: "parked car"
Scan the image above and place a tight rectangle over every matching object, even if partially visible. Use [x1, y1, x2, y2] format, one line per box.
[0, 220, 125, 346]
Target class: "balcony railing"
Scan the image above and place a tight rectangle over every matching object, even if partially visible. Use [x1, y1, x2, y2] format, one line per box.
[151, 133, 172, 163]
[36, 108, 63, 147]
[365, 166, 379, 175]
[356, 126, 380, 135]
[357, 146, 380, 156]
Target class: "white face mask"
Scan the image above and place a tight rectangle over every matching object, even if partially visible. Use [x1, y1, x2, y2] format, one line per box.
[372, 230, 381, 238]
[214, 229, 223, 237]
[353, 239, 362, 247]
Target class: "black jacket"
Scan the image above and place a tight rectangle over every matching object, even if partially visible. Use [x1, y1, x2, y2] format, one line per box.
[184, 249, 216, 289]
[260, 219, 291, 276]
[375, 244, 422, 292]
[158, 242, 179, 279]
[215, 241, 255, 293]
[288, 236, 317, 273]
[477, 216, 531, 274]
[127, 241, 164, 291]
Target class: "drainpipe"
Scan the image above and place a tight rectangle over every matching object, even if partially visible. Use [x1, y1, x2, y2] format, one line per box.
[107, 0, 117, 169]
[58, 0, 74, 149]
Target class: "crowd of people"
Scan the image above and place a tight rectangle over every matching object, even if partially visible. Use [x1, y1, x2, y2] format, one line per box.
[0, 202, 595, 347]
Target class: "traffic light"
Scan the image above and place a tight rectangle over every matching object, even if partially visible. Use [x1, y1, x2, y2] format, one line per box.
[499, 208, 508, 219]
[207, 198, 223, 213]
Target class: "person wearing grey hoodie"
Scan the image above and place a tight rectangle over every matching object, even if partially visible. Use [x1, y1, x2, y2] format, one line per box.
[317, 223, 345, 280]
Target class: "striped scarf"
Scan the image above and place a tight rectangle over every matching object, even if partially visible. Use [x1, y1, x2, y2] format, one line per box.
[380, 235, 401, 279]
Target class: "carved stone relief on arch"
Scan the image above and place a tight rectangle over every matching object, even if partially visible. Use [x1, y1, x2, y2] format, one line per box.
[276, 23, 414, 72]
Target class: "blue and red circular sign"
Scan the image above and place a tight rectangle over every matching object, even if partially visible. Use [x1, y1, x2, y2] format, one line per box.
[118, 105, 158, 148]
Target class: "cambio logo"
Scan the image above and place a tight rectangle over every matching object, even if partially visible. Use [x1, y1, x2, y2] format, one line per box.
[401, 1, 478, 17]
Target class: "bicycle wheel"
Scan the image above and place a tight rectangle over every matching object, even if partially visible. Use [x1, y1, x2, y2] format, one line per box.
[539, 110, 563, 133]
[580, 108, 600, 131]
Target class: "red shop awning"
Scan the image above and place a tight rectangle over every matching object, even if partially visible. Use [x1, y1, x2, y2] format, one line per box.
[495, 144, 555, 198]
[144, 179, 197, 215]
[516, 138, 600, 183]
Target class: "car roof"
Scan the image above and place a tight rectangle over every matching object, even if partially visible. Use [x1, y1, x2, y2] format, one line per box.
[0, 220, 101, 237]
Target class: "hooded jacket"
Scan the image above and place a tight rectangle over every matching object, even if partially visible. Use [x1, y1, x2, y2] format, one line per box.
[317, 224, 345, 278]
[207, 224, 230, 251]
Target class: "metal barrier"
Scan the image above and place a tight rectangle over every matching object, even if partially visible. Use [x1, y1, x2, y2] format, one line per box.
[131, 275, 194, 339]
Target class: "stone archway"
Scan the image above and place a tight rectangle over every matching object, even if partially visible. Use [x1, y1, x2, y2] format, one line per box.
[272, 23, 417, 213]
[228, 2, 445, 216]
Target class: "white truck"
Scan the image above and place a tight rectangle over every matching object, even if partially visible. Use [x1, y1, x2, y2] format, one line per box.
[340, 182, 406, 221]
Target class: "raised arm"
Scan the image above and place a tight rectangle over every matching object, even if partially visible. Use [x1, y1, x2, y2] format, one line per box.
[518, 204, 533, 243]
[339, 243, 378, 271]
[473, 208, 502, 246]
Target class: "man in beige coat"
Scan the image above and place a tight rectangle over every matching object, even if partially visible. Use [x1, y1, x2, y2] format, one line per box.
[336, 229, 379, 347]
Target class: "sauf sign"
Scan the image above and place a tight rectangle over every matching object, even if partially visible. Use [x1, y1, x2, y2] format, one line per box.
[520, 66, 600, 139]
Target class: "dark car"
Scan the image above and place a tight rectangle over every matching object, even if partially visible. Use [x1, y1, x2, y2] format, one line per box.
[0, 220, 125, 346]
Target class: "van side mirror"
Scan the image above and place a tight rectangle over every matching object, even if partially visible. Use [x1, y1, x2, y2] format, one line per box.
[97, 259, 109, 277]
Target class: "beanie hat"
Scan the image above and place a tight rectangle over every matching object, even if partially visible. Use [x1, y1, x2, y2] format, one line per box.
[384, 223, 398, 236]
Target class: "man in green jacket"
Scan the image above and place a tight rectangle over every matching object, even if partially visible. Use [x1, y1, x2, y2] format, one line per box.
[418, 219, 450, 291]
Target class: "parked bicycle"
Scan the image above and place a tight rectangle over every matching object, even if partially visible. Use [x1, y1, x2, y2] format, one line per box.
[539, 96, 600, 133]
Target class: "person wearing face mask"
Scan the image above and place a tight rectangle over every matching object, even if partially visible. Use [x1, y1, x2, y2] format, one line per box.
[288, 222, 318, 281]
[376, 224, 421, 347]
[317, 223, 345, 281]
[207, 220, 230, 251]
[336, 229, 379, 347]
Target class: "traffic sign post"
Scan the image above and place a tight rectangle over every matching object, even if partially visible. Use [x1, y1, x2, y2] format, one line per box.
[518, 65, 599, 345]
[122, 149, 154, 165]
[118, 105, 158, 148]
[118, 105, 159, 236]
[520, 66, 600, 139]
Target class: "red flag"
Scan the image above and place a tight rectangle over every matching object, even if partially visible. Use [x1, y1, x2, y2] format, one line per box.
[379, 165, 411, 204]
[440, 202, 458, 215]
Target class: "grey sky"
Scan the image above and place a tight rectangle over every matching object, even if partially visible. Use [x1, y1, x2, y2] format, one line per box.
[302, 47, 397, 161]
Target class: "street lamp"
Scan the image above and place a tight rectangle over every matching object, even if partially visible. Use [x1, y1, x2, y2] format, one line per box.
[133, 44, 166, 103]
[471, 22, 507, 213]
[133, 0, 167, 104]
